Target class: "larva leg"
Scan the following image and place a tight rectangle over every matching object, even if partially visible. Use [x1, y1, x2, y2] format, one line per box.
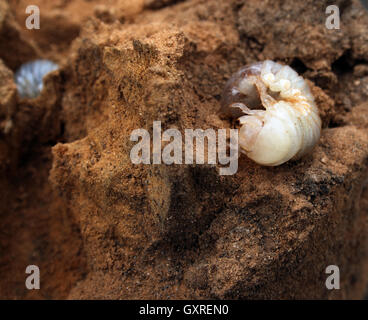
[230, 102, 258, 115]
[230, 102, 266, 126]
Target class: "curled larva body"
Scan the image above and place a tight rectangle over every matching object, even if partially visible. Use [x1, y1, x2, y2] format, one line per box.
[221, 60, 322, 166]
[14, 60, 59, 98]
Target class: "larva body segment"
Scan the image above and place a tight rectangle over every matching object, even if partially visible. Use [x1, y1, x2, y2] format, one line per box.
[221, 60, 322, 166]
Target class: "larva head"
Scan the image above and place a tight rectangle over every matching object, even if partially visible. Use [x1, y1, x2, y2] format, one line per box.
[220, 62, 264, 118]
[221, 60, 322, 166]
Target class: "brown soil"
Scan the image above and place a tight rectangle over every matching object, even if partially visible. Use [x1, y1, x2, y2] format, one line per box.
[0, 0, 368, 299]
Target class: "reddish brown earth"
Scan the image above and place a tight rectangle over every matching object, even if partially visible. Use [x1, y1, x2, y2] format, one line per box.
[0, 0, 368, 299]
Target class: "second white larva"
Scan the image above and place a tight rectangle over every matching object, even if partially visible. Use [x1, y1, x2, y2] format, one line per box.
[221, 60, 322, 166]
[14, 59, 59, 99]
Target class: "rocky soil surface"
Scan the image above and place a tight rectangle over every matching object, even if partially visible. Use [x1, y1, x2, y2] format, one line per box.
[0, 0, 368, 299]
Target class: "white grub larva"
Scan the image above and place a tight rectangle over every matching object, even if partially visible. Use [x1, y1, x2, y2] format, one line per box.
[221, 60, 322, 166]
[14, 60, 59, 99]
